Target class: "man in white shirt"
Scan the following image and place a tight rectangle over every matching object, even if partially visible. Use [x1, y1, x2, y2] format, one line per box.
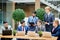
[1, 21, 12, 33]
[1, 21, 12, 40]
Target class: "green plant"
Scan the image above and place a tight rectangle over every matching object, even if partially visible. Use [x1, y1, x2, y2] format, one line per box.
[12, 9, 25, 22]
[38, 31, 42, 34]
[38, 31, 42, 37]
[13, 30, 16, 36]
[36, 8, 45, 21]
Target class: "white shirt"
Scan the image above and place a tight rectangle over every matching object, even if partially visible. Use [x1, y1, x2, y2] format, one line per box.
[47, 12, 50, 16]
[22, 27, 25, 31]
[0, 25, 12, 34]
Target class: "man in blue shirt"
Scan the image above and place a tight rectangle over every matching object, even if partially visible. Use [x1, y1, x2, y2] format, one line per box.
[17, 20, 28, 40]
[28, 22, 36, 31]
[28, 11, 39, 25]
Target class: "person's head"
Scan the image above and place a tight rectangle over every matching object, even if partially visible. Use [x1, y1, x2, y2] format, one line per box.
[3, 21, 8, 28]
[32, 11, 36, 17]
[21, 20, 25, 27]
[53, 20, 59, 28]
[45, 6, 51, 13]
[37, 20, 42, 26]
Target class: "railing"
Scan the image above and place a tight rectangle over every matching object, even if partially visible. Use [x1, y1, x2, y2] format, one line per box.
[45, 0, 60, 1]
[41, 0, 60, 12]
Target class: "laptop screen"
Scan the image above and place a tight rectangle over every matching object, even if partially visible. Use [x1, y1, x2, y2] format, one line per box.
[2, 30, 12, 36]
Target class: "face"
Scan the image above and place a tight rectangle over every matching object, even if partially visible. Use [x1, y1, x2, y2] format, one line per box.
[22, 22, 25, 27]
[45, 8, 50, 13]
[32, 13, 36, 17]
[53, 22, 57, 28]
[37, 21, 41, 26]
[4, 23, 8, 27]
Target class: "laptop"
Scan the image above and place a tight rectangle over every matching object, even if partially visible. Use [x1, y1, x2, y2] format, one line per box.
[2, 30, 12, 36]
[27, 31, 37, 37]
[16, 31, 25, 36]
[42, 32, 52, 38]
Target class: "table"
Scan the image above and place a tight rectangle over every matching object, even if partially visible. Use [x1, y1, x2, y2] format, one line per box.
[0, 35, 57, 40]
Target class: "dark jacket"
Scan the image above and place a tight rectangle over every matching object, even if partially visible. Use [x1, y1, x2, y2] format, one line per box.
[51, 25, 60, 40]
[44, 13, 55, 25]
[17, 26, 29, 40]
[44, 13, 55, 32]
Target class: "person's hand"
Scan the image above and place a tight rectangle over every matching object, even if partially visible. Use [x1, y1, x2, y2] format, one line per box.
[45, 22, 49, 25]
[45, 22, 48, 24]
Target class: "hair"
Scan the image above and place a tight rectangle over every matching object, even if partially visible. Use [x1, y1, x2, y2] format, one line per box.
[32, 11, 36, 14]
[54, 20, 59, 25]
[37, 20, 42, 24]
[21, 20, 25, 24]
[45, 6, 51, 11]
[3, 21, 8, 24]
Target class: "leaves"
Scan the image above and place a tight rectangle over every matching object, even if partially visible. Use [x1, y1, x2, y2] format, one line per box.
[12, 9, 25, 22]
[38, 31, 42, 35]
[36, 8, 45, 21]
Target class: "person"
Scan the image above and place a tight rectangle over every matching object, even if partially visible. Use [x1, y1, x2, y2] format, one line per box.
[28, 11, 39, 25]
[1, 21, 12, 31]
[1, 21, 12, 40]
[17, 20, 28, 40]
[36, 20, 45, 33]
[28, 22, 36, 31]
[51, 20, 60, 40]
[44, 6, 55, 32]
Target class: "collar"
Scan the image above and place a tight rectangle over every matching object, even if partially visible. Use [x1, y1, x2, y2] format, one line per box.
[47, 12, 50, 15]
[54, 25, 59, 29]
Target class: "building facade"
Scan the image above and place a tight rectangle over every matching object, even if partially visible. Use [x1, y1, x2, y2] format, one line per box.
[0, 0, 60, 27]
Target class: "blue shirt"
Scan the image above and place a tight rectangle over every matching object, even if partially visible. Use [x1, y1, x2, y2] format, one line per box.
[17, 26, 29, 40]
[17, 26, 28, 34]
[28, 16, 38, 24]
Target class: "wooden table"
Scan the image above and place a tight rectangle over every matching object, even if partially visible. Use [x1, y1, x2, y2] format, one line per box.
[0, 35, 57, 40]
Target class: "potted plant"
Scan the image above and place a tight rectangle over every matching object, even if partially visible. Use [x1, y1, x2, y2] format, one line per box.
[36, 8, 45, 21]
[13, 30, 16, 36]
[12, 9, 25, 29]
[38, 31, 42, 37]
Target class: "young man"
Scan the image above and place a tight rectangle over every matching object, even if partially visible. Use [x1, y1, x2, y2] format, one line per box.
[52, 20, 60, 40]
[1, 21, 12, 40]
[1, 21, 12, 30]
[36, 20, 46, 33]
[44, 6, 55, 32]
[28, 11, 39, 25]
[17, 20, 28, 40]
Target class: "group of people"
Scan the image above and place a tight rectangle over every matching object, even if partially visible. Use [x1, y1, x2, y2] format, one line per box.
[1, 6, 60, 40]
[17, 6, 60, 40]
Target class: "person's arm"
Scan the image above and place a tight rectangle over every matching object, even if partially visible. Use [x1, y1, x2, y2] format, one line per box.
[44, 14, 46, 22]
[48, 14, 55, 25]
[35, 26, 38, 33]
[43, 26, 46, 31]
[17, 26, 21, 31]
[52, 29, 60, 37]
[28, 17, 30, 23]
[8, 25, 12, 30]
[28, 17, 31, 26]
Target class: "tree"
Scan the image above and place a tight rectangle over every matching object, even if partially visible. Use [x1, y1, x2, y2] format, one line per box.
[12, 9, 25, 29]
[12, 9, 25, 22]
[36, 8, 45, 21]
